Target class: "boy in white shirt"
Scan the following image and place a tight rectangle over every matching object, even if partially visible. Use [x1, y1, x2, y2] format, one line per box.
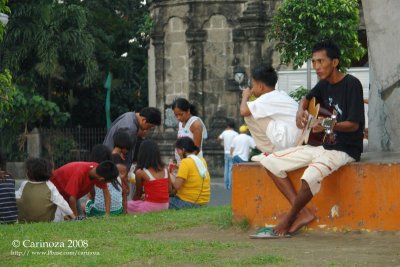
[240, 64, 300, 161]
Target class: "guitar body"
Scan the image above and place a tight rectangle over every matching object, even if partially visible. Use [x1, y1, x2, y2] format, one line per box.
[307, 104, 333, 146]
[296, 97, 333, 146]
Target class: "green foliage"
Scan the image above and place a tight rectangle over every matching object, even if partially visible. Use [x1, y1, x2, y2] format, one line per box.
[0, 69, 16, 127]
[43, 133, 77, 168]
[1, 86, 70, 160]
[8, 88, 70, 132]
[1, 1, 99, 100]
[1, 0, 151, 127]
[238, 255, 287, 265]
[289, 86, 310, 102]
[0, 0, 10, 41]
[269, 0, 366, 70]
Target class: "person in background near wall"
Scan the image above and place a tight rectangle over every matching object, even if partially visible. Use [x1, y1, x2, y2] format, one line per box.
[230, 125, 257, 165]
[171, 98, 208, 163]
[240, 64, 301, 162]
[0, 150, 18, 224]
[218, 120, 239, 190]
[250, 40, 364, 239]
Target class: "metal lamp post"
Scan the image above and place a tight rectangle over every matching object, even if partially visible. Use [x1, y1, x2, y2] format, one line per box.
[233, 65, 246, 90]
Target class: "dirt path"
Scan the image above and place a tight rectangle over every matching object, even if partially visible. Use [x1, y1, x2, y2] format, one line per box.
[141, 225, 400, 266]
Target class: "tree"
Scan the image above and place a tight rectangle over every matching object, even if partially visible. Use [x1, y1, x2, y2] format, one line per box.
[1, 0, 98, 101]
[0, 69, 16, 125]
[0, 0, 10, 41]
[269, 0, 366, 70]
[1, 0, 152, 127]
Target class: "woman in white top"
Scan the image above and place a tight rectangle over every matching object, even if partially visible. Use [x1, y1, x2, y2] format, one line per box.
[172, 98, 207, 163]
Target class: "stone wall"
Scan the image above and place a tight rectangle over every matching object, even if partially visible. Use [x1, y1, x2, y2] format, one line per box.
[147, 0, 281, 176]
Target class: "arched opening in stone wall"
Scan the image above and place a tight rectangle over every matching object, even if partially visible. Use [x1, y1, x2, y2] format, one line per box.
[164, 17, 189, 106]
[203, 15, 237, 125]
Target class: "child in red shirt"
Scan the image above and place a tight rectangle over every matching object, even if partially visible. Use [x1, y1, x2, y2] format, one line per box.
[127, 140, 169, 213]
[50, 161, 118, 216]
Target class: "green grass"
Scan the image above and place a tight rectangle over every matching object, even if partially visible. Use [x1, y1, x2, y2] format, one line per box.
[0, 206, 287, 266]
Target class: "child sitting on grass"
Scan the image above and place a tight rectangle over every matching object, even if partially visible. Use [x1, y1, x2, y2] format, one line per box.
[127, 139, 169, 213]
[0, 150, 18, 224]
[15, 158, 75, 223]
[85, 130, 132, 216]
[169, 137, 211, 209]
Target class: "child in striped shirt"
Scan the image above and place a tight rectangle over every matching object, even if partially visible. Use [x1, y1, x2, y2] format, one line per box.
[0, 150, 18, 224]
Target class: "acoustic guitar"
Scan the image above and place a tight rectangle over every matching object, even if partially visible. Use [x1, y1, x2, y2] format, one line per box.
[296, 97, 335, 146]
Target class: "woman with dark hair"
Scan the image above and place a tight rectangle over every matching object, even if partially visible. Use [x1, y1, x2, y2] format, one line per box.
[171, 98, 208, 161]
[169, 137, 210, 209]
[127, 139, 169, 213]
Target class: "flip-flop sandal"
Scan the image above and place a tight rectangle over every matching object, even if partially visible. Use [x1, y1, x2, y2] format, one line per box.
[249, 227, 291, 239]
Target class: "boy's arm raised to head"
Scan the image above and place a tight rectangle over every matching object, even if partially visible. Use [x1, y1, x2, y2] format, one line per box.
[240, 88, 252, 116]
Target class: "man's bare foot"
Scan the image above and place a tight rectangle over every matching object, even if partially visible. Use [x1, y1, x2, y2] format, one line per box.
[288, 208, 315, 234]
[273, 216, 292, 236]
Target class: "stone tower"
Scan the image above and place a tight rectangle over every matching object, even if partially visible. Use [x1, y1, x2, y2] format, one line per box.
[147, 0, 281, 175]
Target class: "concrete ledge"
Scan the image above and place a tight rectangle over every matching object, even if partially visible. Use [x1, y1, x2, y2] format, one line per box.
[232, 152, 400, 231]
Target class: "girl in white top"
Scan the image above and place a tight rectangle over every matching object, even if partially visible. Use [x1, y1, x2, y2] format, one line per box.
[172, 98, 207, 164]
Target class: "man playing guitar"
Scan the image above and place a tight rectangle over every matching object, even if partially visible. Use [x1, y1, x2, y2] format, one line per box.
[251, 40, 365, 239]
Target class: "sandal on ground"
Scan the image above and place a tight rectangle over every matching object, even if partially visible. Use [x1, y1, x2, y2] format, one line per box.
[249, 227, 291, 239]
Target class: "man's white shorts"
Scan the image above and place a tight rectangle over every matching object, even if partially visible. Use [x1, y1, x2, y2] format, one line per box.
[260, 145, 355, 195]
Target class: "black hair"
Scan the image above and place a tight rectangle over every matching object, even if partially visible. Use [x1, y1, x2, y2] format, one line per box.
[0, 150, 9, 179]
[136, 139, 164, 172]
[96, 160, 119, 182]
[113, 128, 134, 150]
[139, 107, 161, 126]
[226, 119, 235, 129]
[175, 137, 199, 154]
[171, 98, 198, 116]
[90, 144, 111, 163]
[25, 158, 53, 182]
[251, 64, 278, 87]
[312, 40, 341, 69]
[132, 137, 143, 163]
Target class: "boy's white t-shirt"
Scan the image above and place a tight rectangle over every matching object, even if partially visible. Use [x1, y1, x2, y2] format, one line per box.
[218, 129, 239, 154]
[247, 90, 301, 151]
[231, 134, 256, 161]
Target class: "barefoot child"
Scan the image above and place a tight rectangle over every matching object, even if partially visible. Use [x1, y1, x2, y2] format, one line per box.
[127, 139, 169, 213]
[15, 158, 75, 222]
